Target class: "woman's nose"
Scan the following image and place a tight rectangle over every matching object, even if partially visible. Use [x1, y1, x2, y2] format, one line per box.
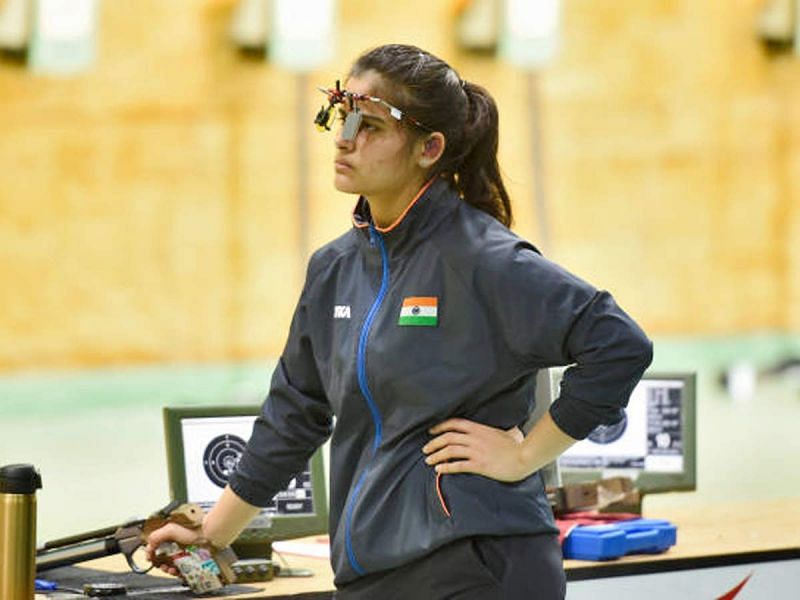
[334, 127, 354, 150]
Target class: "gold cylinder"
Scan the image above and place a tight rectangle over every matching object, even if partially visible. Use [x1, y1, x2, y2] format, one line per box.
[0, 492, 37, 600]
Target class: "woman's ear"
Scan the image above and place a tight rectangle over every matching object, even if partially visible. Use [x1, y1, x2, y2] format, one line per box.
[418, 133, 446, 168]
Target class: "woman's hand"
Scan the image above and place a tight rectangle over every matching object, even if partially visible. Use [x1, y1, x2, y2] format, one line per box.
[422, 418, 531, 482]
[144, 522, 203, 577]
[143, 486, 261, 577]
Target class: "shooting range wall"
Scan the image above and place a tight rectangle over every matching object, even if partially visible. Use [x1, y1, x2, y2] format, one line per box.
[0, 0, 798, 371]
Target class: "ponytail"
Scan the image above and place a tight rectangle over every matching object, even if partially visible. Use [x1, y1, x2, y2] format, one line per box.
[451, 82, 513, 227]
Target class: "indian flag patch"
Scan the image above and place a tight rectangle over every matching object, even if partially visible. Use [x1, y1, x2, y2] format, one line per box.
[398, 296, 438, 327]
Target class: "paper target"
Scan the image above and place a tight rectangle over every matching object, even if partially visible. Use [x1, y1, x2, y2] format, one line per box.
[181, 415, 257, 504]
[178, 414, 316, 514]
[202, 433, 247, 488]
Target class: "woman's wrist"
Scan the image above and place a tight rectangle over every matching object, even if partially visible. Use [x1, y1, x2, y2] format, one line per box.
[519, 412, 579, 477]
[518, 441, 543, 479]
[195, 534, 225, 551]
[199, 517, 230, 550]
[199, 487, 261, 549]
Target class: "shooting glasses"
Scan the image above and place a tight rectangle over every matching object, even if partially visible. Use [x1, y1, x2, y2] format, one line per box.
[314, 80, 434, 141]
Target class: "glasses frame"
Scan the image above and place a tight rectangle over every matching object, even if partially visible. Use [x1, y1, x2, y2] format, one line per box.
[314, 80, 433, 141]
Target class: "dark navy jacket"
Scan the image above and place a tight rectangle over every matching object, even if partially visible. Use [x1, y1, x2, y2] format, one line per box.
[229, 178, 653, 585]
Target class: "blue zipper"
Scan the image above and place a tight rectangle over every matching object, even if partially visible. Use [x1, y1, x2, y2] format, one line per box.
[344, 225, 389, 576]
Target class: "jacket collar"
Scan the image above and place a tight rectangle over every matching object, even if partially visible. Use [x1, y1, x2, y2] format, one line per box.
[351, 177, 460, 255]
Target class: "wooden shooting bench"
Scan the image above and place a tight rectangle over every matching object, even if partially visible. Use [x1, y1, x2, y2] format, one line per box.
[44, 497, 799, 599]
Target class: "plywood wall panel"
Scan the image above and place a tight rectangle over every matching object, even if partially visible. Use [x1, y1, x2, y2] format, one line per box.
[0, 0, 798, 370]
[0, 115, 233, 368]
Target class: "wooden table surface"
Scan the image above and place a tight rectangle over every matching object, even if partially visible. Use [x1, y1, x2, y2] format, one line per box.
[565, 496, 800, 570]
[64, 497, 799, 598]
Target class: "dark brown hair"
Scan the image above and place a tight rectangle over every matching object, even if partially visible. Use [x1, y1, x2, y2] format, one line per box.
[349, 44, 513, 227]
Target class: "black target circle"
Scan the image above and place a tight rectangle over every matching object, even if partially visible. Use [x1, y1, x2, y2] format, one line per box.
[587, 413, 628, 445]
[203, 434, 247, 488]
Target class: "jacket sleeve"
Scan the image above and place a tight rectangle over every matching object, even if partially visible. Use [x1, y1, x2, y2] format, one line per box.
[479, 240, 653, 441]
[228, 259, 333, 507]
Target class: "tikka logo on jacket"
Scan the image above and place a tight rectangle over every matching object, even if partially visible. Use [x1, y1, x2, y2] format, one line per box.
[334, 305, 351, 319]
[398, 297, 438, 326]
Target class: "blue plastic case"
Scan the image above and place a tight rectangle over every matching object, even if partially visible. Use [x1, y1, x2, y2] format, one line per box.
[562, 518, 677, 561]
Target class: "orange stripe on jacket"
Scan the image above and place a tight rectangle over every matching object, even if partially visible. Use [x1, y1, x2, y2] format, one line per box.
[351, 177, 437, 232]
[435, 472, 451, 518]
